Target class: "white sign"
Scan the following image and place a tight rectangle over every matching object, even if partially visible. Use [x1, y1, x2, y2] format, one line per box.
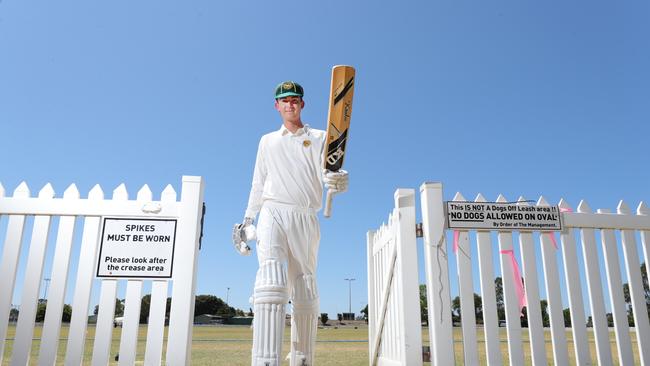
[446, 201, 562, 231]
[96, 218, 177, 279]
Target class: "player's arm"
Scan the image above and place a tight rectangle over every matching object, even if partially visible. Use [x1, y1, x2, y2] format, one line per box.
[245, 136, 267, 220]
[233, 137, 267, 256]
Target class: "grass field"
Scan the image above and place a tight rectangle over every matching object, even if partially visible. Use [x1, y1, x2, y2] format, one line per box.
[1, 323, 641, 365]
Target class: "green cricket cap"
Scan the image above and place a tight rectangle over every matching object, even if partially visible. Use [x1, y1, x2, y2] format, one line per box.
[275, 81, 304, 99]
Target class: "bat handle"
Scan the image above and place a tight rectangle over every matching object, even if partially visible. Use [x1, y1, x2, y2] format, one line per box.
[324, 189, 334, 218]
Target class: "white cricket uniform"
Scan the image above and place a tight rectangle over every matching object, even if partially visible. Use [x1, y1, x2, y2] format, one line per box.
[245, 124, 326, 272]
[246, 124, 325, 366]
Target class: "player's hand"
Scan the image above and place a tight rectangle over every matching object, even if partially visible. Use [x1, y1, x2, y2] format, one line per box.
[323, 169, 349, 193]
[232, 218, 256, 256]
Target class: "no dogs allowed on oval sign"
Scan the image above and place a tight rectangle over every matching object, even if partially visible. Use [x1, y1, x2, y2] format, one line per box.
[446, 201, 562, 231]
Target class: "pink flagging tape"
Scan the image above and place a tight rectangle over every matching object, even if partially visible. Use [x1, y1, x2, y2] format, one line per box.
[546, 207, 572, 250]
[500, 249, 527, 316]
[453, 230, 460, 254]
[547, 233, 558, 249]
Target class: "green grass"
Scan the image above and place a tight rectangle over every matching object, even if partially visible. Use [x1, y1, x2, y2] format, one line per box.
[1, 324, 641, 365]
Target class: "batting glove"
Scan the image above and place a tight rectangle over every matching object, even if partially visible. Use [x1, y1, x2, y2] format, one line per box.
[323, 169, 349, 193]
[232, 217, 256, 256]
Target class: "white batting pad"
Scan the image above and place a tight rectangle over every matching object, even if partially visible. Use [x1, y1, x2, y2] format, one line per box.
[289, 274, 319, 366]
[252, 303, 286, 366]
[252, 260, 289, 366]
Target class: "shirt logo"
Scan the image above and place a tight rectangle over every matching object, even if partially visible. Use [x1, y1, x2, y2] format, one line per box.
[303, 140, 311, 147]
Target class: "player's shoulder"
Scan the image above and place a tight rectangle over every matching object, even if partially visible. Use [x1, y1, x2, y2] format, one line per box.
[307, 127, 326, 139]
[259, 128, 283, 142]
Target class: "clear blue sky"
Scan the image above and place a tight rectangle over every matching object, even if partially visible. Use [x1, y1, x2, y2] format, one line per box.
[1, 1, 649, 317]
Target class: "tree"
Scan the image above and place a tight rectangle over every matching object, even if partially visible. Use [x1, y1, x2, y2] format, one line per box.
[320, 313, 329, 325]
[9, 308, 19, 322]
[360, 304, 368, 321]
[621, 263, 649, 326]
[451, 293, 484, 324]
[495, 277, 505, 321]
[520, 307, 528, 328]
[643, 263, 650, 303]
[140, 296, 174, 324]
[62, 304, 73, 323]
[419, 284, 428, 325]
[563, 308, 571, 327]
[36, 302, 47, 322]
[451, 296, 461, 323]
[194, 294, 232, 316]
[94, 299, 124, 317]
[140, 295, 152, 324]
[474, 293, 483, 324]
[35, 301, 72, 323]
[540, 300, 550, 327]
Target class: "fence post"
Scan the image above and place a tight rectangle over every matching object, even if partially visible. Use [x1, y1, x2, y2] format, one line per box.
[618, 201, 650, 364]
[366, 230, 376, 366]
[38, 185, 79, 366]
[558, 199, 590, 365]
[599, 208, 634, 366]
[420, 182, 454, 366]
[65, 185, 104, 366]
[0, 183, 29, 364]
[394, 189, 423, 365]
[166, 176, 205, 366]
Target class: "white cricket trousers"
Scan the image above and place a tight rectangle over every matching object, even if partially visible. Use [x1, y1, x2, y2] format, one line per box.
[252, 201, 320, 366]
[256, 201, 320, 277]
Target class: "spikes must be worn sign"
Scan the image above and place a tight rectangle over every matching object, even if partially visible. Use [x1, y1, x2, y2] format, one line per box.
[96, 217, 177, 279]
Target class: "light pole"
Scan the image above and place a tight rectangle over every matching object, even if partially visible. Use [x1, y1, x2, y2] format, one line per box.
[226, 287, 230, 307]
[344, 278, 356, 315]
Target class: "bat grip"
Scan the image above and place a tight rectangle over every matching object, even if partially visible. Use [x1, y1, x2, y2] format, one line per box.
[324, 189, 334, 218]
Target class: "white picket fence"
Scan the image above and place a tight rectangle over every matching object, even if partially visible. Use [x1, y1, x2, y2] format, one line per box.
[367, 189, 423, 366]
[0, 176, 205, 365]
[367, 182, 650, 366]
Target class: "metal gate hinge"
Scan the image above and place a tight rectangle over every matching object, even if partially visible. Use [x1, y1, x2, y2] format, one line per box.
[199, 202, 206, 250]
[415, 223, 423, 238]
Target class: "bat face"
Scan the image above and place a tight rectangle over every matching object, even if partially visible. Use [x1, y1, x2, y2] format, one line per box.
[324, 66, 355, 172]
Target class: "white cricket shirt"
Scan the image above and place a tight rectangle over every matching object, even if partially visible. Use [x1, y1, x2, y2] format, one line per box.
[245, 124, 326, 219]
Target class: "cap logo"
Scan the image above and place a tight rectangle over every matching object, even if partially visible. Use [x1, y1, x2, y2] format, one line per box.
[283, 82, 294, 90]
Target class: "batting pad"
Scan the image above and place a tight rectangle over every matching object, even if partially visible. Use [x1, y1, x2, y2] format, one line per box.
[289, 274, 319, 366]
[252, 260, 289, 366]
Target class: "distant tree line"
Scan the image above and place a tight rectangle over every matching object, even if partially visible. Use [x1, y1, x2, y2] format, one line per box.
[412, 263, 649, 328]
[11, 294, 246, 324]
[35, 299, 73, 323]
[93, 294, 247, 324]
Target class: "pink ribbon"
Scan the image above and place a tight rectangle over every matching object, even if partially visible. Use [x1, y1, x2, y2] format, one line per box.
[500, 249, 527, 316]
[546, 233, 559, 249]
[453, 230, 460, 254]
[545, 207, 573, 249]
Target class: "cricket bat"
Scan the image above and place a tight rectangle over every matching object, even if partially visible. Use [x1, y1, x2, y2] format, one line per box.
[323, 65, 355, 218]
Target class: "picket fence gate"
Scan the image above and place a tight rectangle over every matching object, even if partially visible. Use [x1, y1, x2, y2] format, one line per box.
[367, 182, 650, 366]
[0, 176, 205, 365]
